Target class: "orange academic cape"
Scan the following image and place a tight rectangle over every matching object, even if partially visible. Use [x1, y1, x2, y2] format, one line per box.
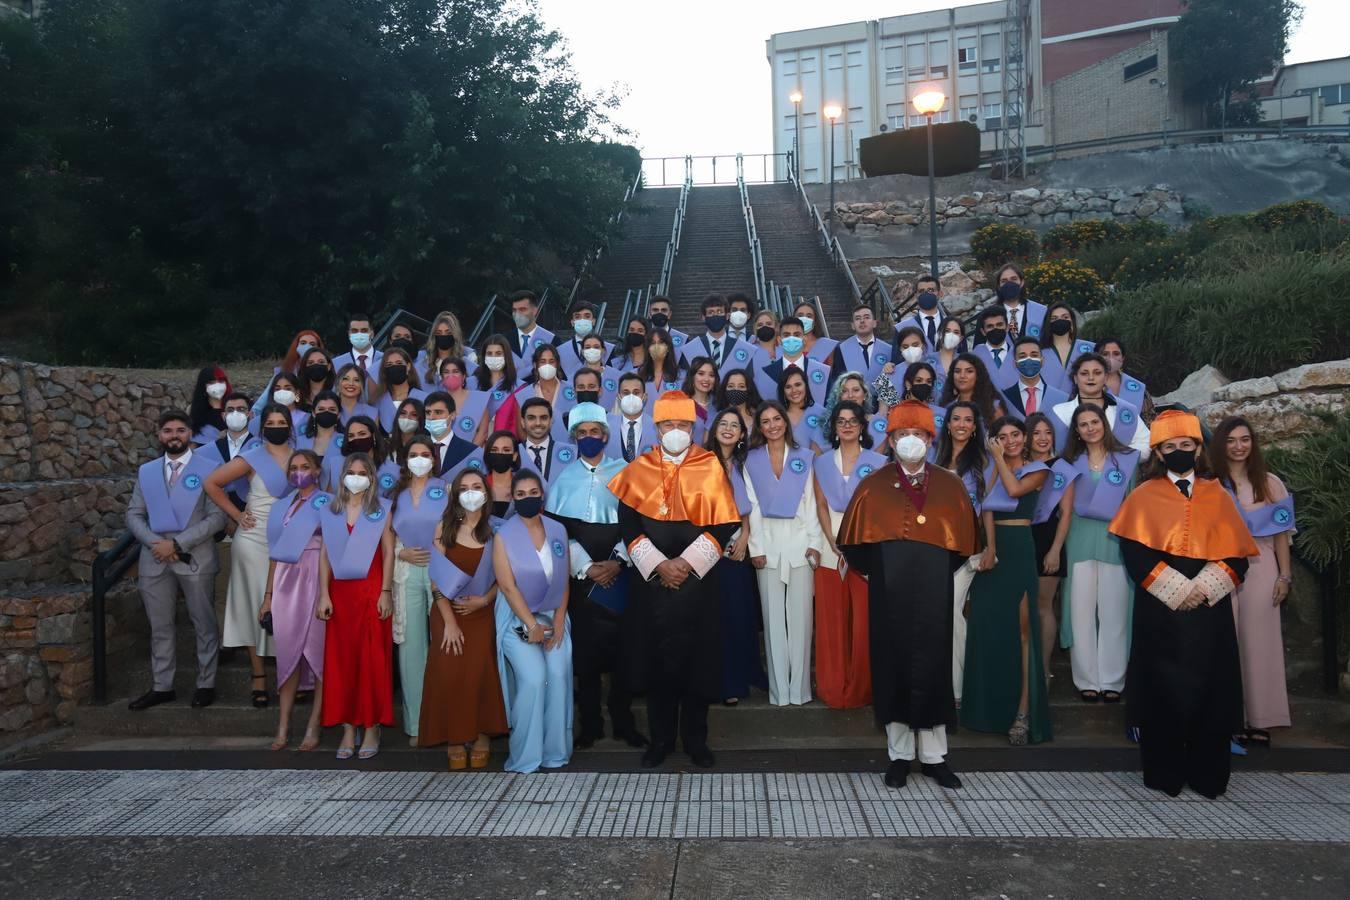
[837, 463, 980, 556]
[607, 445, 740, 531]
[1108, 476, 1257, 561]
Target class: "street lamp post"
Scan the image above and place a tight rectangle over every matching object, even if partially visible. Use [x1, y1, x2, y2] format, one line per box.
[789, 89, 803, 182]
[824, 104, 842, 237]
[912, 88, 945, 283]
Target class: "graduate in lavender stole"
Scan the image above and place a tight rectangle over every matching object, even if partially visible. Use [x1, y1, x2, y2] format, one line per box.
[261, 449, 330, 751]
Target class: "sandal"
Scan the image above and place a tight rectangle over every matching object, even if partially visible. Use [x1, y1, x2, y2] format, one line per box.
[269, 737, 288, 752]
[358, 725, 381, 760]
[470, 747, 490, 769]
[1080, 690, 1101, 703]
[251, 674, 269, 709]
[1101, 690, 1122, 704]
[299, 731, 321, 752]
[448, 745, 468, 771]
[1008, 713, 1029, 746]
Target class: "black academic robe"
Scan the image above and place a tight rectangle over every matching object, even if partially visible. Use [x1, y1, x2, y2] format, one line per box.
[841, 539, 965, 730]
[551, 513, 626, 678]
[1120, 539, 1248, 798]
[618, 507, 736, 701]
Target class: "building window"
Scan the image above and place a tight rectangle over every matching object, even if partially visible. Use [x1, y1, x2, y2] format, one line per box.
[958, 38, 977, 72]
[1319, 84, 1342, 104]
[983, 93, 1002, 131]
[929, 39, 948, 77]
[909, 114, 926, 128]
[827, 51, 842, 71]
[908, 42, 926, 77]
[886, 102, 905, 130]
[1123, 54, 1159, 82]
[800, 55, 817, 74]
[847, 49, 863, 68]
[884, 46, 903, 85]
[981, 33, 1001, 73]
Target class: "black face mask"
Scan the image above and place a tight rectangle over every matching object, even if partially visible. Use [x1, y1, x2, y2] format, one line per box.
[389, 338, 416, 356]
[1161, 448, 1197, 474]
[626, 332, 645, 349]
[575, 390, 600, 405]
[344, 435, 374, 454]
[262, 426, 290, 446]
[313, 410, 340, 430]
[1048, 318, 1073, 336]
[434, 333, 456, 350]
[997, 282, 1022, 303]
[704, 315, 727, 333]
[724, 389, 748, 407]
[485, 451, 515, 473]
[304, 363, 330, 383]
[650, 312, 670, 329]
[917, 291, 939, 311]
[909, 383, 934, 402]
[756, 325, 777, 343]
[514, 496, 544, 518]
[384, 365, 408, 386]
[985, 328, 1008, 347]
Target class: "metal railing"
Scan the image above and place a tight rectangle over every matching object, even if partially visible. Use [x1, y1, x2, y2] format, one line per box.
[1004, 124, 1350, 165]
[785, 155, 863, 309]
[862, 278, 899, 338]
[371, 307, 437, 350]
[656, 174, 690, 296]
[91, 533, 138, 703]
[736, 155, 768, 305]
[466, 293, 502, 346]
[643, 153, 789, 187]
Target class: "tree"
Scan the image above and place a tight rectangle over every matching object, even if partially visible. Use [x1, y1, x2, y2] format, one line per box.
[1170, 0, 1303, 128]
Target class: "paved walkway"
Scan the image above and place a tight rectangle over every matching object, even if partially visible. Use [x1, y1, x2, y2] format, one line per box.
[4, 769, 1349, 841]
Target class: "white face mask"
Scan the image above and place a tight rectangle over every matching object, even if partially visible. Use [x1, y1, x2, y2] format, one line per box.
[893, 434, 928, 463]
[406, 456, 434, 477]
[729, 310, 749, 328]
[458, 489, 487, 512]
[485, 355, 505, 372]
[901, 346, 925, 364]
[535, 364, 557, 382]
[582, 347, 604, 364]
[224, 411, 248, 433]
[660, 428, 692, 455]
[396, 416, 420, 434]
[205, 381, 227, 400]
[273, 389, 297, 407]
[343, 474, 371, 494]
[798, 316, 815, 333]
[619, 394, 645, 416]
[942, 332, 962, 351]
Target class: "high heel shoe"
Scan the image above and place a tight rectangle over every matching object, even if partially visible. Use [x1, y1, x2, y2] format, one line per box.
[1008, 713, 1029, 746]
[358, 726, 381, 760]
[469, 746, 490, 769]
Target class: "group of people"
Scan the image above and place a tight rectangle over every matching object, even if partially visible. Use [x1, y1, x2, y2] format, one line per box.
[123, 275, 1296, 797]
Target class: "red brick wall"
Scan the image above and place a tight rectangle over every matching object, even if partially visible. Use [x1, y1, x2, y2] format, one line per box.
[1040, 0, 1185, 84]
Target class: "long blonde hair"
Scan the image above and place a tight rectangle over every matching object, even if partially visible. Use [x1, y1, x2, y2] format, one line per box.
[332, 452, 383, 517]
[422, 311, 466, 382]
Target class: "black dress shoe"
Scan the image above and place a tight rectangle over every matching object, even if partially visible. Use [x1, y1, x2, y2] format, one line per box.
[921, 761, 963, 789]
[687, 745, 715, 768]
[640, 744, 670, 768]
[128, 689, 176, 711]
[883, 759, 909, 789]
[614, 728, 650, 748]
[190, 688, 215, 708]
[574, 730, 601, 750]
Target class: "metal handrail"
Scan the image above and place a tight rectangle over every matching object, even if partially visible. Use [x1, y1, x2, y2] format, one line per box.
[656, 170, 690, 296]
[1008, 123, 1350, 164]
[594, 300, 609, 335]
[643, 152, 790, 187]
[91, 532, 138, 704]
[737, 156, 768, 304]
[371, 307, 438, 349]
[467, 293, 501, 346]
[831, 236, 862, 305]
[809, 295, 831, 340]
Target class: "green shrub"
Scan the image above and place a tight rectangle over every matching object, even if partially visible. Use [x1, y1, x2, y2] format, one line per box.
[1268, 411, 1350, 589]
[1041, 218, 1125, 256]
[1074, 242, 1132, 283]
[1024, 258, 1108, 311]
[969, 223, 1038, 269]
[1250, 199, 1338, 231]
[1114, 238, 1192, 290]
[1123, 218, 1172, 243]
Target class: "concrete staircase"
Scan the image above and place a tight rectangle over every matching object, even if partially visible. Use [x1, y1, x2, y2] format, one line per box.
[749, 182, 859, 337]
[580, 187, 684, 320]
[668, 186, 757, 333]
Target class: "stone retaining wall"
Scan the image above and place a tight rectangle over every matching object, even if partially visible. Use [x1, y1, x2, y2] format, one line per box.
[1197, 359, 1350, 448]
[833, 185, 1183, 238]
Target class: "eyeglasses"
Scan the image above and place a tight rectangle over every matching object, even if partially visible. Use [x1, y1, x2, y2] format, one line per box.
[835, 417, 861, 428]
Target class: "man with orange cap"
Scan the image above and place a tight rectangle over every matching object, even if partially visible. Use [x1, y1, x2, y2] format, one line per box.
[1110, 410, 1257, 799]
[608, 391, 741, 768]
[838, 400, 981, 790]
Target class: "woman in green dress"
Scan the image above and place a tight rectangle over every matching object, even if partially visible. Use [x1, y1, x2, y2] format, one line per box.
[963, 416, 1053, 745]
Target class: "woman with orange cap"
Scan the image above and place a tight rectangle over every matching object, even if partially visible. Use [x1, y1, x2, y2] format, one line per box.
[1109, 410, 1257, 799]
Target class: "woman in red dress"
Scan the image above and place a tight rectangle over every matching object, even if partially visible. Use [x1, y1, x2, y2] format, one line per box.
[318, 452, 395, 760]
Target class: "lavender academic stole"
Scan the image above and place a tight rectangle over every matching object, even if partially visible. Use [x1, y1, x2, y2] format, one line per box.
[1111, 397, 1142, 445]
[1228, 489, 1296, 538]
[376, 458, 402, 496]
[267, 491, 332, 564]
[980, 460, 1050, 513]
[1041, 340, 1094, 395]
[320, 497, 391, 580]
[339, 402, 377, 425]
[814, 449, 887, 513]
[139, 453, 218, 534]
[499, 516, 568, 613]
[1033, 458, 1075, 524]
[429, 536, 498, 600]
[729, 465, 752, 517]
[793, 406, 827, 450]
[486, 379, 511, 417]
[807, 337, 838, 362]
[839, 337, 889, 379]
[240, 441, 295, 499]
[391, 480, 450, 549]
[1070, 451, 1140, 521]
[1117, 372, 1148, 405]
[959, 467, 983, 515]
[746, 446, 813, 519]
[377, 388, 427, 433]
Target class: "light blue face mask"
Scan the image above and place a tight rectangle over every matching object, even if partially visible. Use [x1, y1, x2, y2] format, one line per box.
[349, 332, 372, 351]
[425, 417, 450, 437]
[572, 318, 593, 337]
[296, 342, 315, 358]
[798, 316, 814, 334]
[781, 335, 805, 355]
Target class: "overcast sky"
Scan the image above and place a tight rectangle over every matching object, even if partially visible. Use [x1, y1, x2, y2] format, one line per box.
[536, 0, 1348, 158]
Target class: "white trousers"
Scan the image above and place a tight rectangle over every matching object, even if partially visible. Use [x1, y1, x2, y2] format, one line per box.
[951, 560, 977, 702]
[757, 564, 814, 706]
[886, 722, 948, 764]
[1068, 559, 1131, 693]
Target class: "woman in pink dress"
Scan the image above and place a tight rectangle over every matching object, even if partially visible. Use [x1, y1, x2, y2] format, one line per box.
[1211, 416, 1294, 746]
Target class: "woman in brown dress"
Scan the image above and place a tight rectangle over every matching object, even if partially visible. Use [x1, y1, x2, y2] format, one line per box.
[420, 470, 508, 769]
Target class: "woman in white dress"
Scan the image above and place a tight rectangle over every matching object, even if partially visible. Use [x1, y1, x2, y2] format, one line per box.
[205, 403, 296, 707]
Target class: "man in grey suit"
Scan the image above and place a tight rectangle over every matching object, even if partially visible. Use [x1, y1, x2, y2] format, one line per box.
[124, 410, 228, 710]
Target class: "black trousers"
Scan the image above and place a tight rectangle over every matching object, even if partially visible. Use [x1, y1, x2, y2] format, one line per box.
[1140, 726, 1231, 799]
[646, 684, 709, 751]
[570, 588, 637, 737]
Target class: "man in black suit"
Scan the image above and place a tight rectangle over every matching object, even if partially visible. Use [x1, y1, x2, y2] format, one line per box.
[679, 293, 748, 374]
[517, 396, 577, 488]
[1001, 337, 1070, 420]
[425, 391, 485, 480]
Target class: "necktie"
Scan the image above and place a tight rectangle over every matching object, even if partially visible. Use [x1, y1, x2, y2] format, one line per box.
[168, 460, 183, 488]
[926, 316, 937, 347]
[626, 421, 637, 462]
[860, 341, 871, 369]
[1009, 307, 1020, 338]
[433, 442, 443, 473]
[711, 338, 721, 366]
[1025, 384, 1037, 414]
[992, 348, 1003, 367]
[531, 444, 544, 472]
[1176, 478, 1191, 498]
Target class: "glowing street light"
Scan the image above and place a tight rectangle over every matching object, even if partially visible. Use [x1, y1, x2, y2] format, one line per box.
[789, 90, 803, 180]
[911, 88, 947, 283]
[824, 104, 842, 235]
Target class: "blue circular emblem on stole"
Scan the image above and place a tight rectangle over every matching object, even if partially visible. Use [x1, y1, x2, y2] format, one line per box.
[551, 540, 565, 558]
[1107, 469, 1124, 485]
[673, 335, 684, 347]
[428, 487, 446, 500]
[367, 507, 385, 522]
[1053, 473, 1066, 489]
[564, 387, 575, 401]
[246, 440, 263, 452]
[877, 354, 889, 366]
[379, 473, 396, 490]
[807, 414, 820, 429]
[811, 369, 824, 384]
[604, 379, 617, 392]
[1028, 324, 1041, 337]
[311, 495, 330, 510]
[789, 457, 806, 474]
[736, 349, 748, 362]
[935, 415, 945, 430]
[458, 416, 474, 433]
[858, 465, 874, 477]
[872, 418, 887, 433]
[183, 474, 201, 490]
[558, 448, 573, 463]
[468, 458, 483, 471]
[1078, 342, 1093, 355]
[1125, 379, 1142, 392]
[1120, 408, 1134, 424]
[1274, 508, 1291, 525]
